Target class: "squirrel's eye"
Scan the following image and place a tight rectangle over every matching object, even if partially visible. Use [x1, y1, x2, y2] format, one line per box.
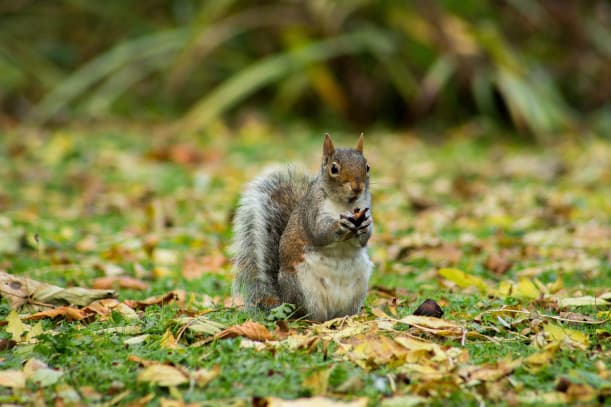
[330, 163, 339, 175]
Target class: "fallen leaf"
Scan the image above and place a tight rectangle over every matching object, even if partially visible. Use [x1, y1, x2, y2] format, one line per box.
[192, 365, 220, 387]
[544, 323, 589, 348]
[123, 290, 185, 310]
[338, 334, 409, 368]
[18, 306, 89, 322]
[438, 268, 488, 293]
[459, 357, 521, 384]
[182, 254, 227, 280]
[0, 271, 116, 309]
[524, 345, 558, 372]
[124, 334, 149, 346]
[515, 278, 540, 299]
[264, 397, 368, 407]
[160, 329, 179, 349]
[5, 310, 28, 341]
[175, 316, 225, 336]
[395, 315, 464, 337]
[0, 370, 25, 388]
[303, 368, 331, 395]
[485, 251, 514, 275]
[559, 293, 611, 307]
[380, 395, 427, 407]
[24, 358, 64, 387]
[137, 364, 188, 387]
[216, 321, 272, 341]
[92, 276, 149, 291]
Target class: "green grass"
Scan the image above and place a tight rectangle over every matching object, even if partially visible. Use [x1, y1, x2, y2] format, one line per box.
[0, 128, 609, 405]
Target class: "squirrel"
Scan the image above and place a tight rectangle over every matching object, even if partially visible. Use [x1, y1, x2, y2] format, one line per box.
[232, 134, 373, 322]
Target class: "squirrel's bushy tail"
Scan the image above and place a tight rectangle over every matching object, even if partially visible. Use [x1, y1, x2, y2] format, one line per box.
[232, 166, 310, 309]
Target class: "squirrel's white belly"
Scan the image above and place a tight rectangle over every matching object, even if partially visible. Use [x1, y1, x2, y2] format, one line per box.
[296, 245, 373, 321]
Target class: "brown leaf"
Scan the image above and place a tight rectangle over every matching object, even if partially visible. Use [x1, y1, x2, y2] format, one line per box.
[215, 321, 273, 342]
[128, 355, 158, 367]
[182, 254, 227, 280]
[485, 250, 515, 275]
[18, 306, 90, 322]
[92, 276, 149, 291]
[123, 290, 185, 310]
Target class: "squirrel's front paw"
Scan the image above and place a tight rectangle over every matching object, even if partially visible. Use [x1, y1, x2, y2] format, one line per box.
[356, 217, 372, 234]
[338, 211, 357, 239]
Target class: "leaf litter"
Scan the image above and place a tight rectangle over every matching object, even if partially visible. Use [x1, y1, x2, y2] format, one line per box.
[0, 131, 610, 405]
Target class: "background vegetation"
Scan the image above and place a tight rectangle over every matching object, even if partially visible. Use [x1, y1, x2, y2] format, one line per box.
[1, 0, 610, 140]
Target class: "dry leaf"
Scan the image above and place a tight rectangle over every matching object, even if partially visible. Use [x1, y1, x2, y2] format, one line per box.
[18, 306, 89, 322]
[303, 369, 331, 395]
[395, 315, 464, 337]
[192, 365, 220, 387]
[543, 323, 589, 348]
[137, 364, 188, 387]
[438, 268, 488, 293]
[216, 321, 272, 341]
[559, 293, 611, 307]
[123, 290, 185, 310]
[5, 310, 28, 341]
[338, 334, 409, 368]
[459, 357, 521, 384]
[264, 397, 368, 407]
[0, 271, 116, 309]
[0, 370, 25, 388]
[160, 329, 179, 349]
[182, 254, 227, 280]
[92, 276, 149, 291]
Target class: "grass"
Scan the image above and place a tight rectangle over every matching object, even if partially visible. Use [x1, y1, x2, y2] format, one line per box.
[0, 127, 609, 405]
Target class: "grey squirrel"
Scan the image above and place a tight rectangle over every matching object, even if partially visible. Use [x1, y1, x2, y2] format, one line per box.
[232, 134, 373, 321]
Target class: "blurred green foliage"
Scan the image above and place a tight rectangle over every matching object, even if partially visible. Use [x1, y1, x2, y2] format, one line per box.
[1, 0, 610, 139]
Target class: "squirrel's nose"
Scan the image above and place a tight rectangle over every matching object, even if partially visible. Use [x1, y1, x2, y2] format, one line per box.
[351, 182, 364, 194]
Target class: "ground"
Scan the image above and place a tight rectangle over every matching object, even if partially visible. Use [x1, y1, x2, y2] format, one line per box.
[0, 127, 609, 406]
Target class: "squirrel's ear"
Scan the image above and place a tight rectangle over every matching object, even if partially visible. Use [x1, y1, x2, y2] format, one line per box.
[323, 133, 335, 158]
[355, 132, 364, 153]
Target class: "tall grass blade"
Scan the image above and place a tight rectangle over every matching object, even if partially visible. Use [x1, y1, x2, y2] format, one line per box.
[179, 29, 394, 133]
[30, 29, 189, 124]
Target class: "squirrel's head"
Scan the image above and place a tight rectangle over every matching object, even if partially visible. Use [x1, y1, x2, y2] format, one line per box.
[320, 133, 370, 204]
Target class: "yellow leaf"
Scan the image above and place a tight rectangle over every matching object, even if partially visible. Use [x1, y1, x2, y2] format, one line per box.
[137, 364, 188, 387]
[544, 323, 589, 348]
[303, 368, 331, 396]
[515, 278, 540, 299]
[438, 268, 488, 293]
[524, 345, 558, 372]
[160, 329, 178, 349]
[495, 280, 513, 297]
[27, 322, 43, 342]
[5, 310, 28, 342]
